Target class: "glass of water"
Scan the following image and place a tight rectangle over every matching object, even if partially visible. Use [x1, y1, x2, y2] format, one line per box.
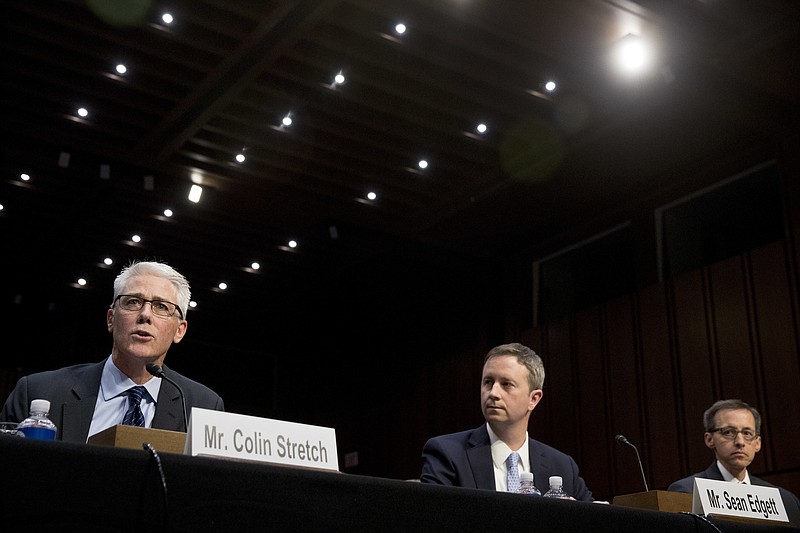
[0, 421, 24, 438]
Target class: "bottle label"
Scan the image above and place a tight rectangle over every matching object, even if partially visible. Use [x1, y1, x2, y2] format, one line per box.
[20, 427, 56, 441]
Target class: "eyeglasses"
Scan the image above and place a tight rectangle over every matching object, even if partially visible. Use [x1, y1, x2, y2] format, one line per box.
[709, 427, 758, 442]
[114, 295, 184, 319]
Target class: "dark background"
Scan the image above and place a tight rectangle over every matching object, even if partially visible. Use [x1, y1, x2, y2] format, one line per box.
[1, 0, 799, 502]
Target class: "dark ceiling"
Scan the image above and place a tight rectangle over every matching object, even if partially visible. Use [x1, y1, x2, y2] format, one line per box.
[2, 0, 799, 316]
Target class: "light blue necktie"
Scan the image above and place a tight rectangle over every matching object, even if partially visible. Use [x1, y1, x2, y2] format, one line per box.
[122, 386, 147, 427]
[507, 451, 521, 493]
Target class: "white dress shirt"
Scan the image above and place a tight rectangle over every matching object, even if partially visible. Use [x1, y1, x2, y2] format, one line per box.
[86, 357, 162, 440]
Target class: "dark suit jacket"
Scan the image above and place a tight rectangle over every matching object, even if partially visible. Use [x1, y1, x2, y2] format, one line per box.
[669, 461, 800, 526]
[0, 358, 224, 442]
[420, 424, 593, 501]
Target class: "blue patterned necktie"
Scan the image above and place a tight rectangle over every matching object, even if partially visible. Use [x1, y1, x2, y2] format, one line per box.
[122, 386, 147, 427]
[507, 451, 521, 493]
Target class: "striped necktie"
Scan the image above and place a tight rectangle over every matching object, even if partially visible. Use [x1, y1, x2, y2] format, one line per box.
[122, 386, 147, 427]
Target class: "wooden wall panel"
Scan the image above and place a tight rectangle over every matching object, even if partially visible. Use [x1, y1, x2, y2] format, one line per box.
[671, 268, 717, 473]
[709, 254, 762, 402]
[573, 306, 609, 496]
[636, 283, 682, 490]
[604, 294, 648, 495]
[749, 242, 800, 478]
[538, 318, 577, 454]
[519, 240, 799, 499]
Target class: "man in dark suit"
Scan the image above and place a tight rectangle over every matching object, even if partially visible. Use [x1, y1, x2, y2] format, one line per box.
[1, 260, 224, 442]
[420, 343, 594, 501]
[668, 399, 800, 526]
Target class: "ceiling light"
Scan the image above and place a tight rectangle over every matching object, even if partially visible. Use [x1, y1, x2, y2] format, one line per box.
[288, 240, 298, 248]
[235, 153, 246, 163]
[367, 191, 377, 200]
[115, 64, 127, 75]
[613, 34, 652, 75]
[218, 282, 228, 290]
[77, 107, 88, 118]
[476, 123, 487, 134]
[161, 13, 173, 24]
[251, 262, 260, 270]
[20, 173, 31, 181]
[545, 81, 556, 92]
[282, 115, 293, 127]
[77, 278, 87, 286]
[131, 234, 141, 243]
[333, 72, 345, 85]
[395, 23, 407, 35]
[103, 257, 113, 266]
[418, 160, 428, 169]
[189, 301, 197, 309]
[188, 184, 203, 203]
[163, 208, 173, 217]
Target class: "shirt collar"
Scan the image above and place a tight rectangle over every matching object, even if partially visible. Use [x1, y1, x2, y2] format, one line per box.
[100, 357, 161, 403]
[717, 460, 751, 484]
[487, 423, 530, 471]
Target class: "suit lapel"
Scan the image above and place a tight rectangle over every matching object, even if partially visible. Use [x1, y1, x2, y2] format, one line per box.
[466, 425, 496, 490]
[530, 439, 553, 489]
[152, 365, 183, 431]
[61, 361, 104, 443]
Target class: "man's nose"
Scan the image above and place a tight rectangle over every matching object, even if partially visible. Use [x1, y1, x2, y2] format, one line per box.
[136, 303, 154, 322]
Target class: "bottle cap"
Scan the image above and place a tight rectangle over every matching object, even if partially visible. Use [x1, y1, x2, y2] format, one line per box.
[30, 399, 51, 413]
[520, 472, 534, 482]
[549, 475, 563, 487]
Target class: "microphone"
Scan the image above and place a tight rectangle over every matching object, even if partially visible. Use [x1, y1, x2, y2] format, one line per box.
[146, 363, 189, 432]
[615, 434, 649, 492]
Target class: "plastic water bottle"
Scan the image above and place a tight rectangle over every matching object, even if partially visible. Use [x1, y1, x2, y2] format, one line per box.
[17, 399, 57, 440]
[543, 475, 569, 499]
[518, 472, 542, 496]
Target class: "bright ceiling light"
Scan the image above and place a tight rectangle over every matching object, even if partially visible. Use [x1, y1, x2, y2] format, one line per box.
[218, 282, 227, 290]
[77, 107, 88, 117]
[367, 191, 377, 200]
[613, 34, 651, 75]
[115, 64, 127, 75]
[334, 72, 345, 85]
[161, 13, 173, 24]
[418, 160, 428, 169]
[476, 123, 487, 134]
[251, 262, 260, 270]
[188, 184, 203, 203]
[131, 234, 141, 243]
[395, 23, 406, 35]
[545, 81, 556, 92]
[282, 115, 293, 127]
[235, 153, 245, 163]
[103, 257, 113, 266]
[163, 208, 173, 217]
[288, 240, 298, 248]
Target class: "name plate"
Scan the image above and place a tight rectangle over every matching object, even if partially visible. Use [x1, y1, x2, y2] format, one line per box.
[692, 477, 788, 523]
[185, 408, 339, 472]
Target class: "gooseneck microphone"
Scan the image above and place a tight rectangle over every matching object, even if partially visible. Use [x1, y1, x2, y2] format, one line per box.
[146, 363, 189, 432]
[615, 434, 649, 492]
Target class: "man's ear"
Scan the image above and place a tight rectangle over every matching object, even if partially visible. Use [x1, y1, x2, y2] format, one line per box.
[528, 389, 543, 412]
[106, 308, 114, 332]
[704, 432, 715, 450]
